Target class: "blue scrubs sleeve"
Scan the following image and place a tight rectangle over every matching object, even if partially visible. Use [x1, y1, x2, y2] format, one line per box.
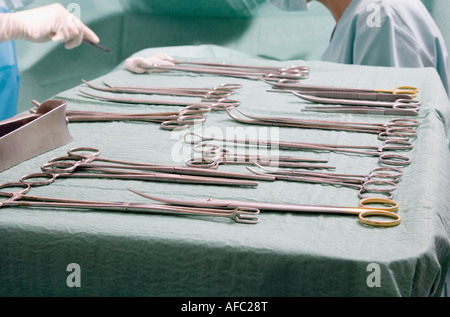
[0, 7, 20, 121]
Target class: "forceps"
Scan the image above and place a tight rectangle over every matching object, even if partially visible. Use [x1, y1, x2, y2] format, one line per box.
[294, 93, 421, 116]
[263, 79, 419, 98]
[184, 132, 413, 167]
[82, 80, 242, 101]
[41, 147, 275, 182]
[20, 169, 259, 188]
[302, 106, 419, 117]
[167, 59, 310, 75]
[225, 108, 419, 141]
[132, 191, 401, 227]
[31, 101, 209, 131]
[140, 64, 309, 82]
[79, 91, 241, 111]
[269, 89, 412, 102]
[0, 183, 259, 224]
[66, 108, 207, 131]
[185, 143, 334, 170]
[20, 147, 261, 187]
[248, 164, 402, 199]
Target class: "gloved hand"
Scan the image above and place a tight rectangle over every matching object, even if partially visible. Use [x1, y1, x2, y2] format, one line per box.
[0, 3, 99, 49]
[125, 53, 176, 74]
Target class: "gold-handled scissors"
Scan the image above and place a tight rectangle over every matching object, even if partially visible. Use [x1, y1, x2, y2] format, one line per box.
[263, 79, 419, 98]
[130, 191, 401, 227]
[374, 86, 419, 96]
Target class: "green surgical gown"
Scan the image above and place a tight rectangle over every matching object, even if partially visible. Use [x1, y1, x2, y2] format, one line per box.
[321, 0, 450, 96]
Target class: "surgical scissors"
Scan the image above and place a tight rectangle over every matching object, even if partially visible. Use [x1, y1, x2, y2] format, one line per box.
[79, 90, 241, 111]
[185, 143, 334, 170]
[248, 164, 402, 199]
[0, 183, 260, 224]
[131, 191, 401, 227]
[82, 80, 242, 101]
[263, 79, 419, 98]
[40, 147, 275, 182]
[184, 132, 413, 167]
[225, 108, 419, 141]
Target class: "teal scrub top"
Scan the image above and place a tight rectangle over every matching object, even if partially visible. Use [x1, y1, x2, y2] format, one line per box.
[0, 6, 20, 121]
[322, 0, 450, 96]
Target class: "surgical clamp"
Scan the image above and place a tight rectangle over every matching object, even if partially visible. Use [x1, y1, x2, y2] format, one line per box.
[293, 93, 421, 116]
[40, 147, 276, 182]
[82, 80, 242, 101]
[140, 64, 309, 82]
[248, 164, 403, 199]
[184, 132, 413, 167]
[30, 101, 210, 131]
[186, 142, 334, 170]
[79, 90, 241, 111]
[225, 108, 419, 141]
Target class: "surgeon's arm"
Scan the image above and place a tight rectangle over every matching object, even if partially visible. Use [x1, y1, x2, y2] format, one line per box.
[0, 3, 99, 49]
[352, 19, 424, 68]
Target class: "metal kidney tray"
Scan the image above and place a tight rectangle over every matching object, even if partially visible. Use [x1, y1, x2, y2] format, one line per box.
[0, 99, 73, 172]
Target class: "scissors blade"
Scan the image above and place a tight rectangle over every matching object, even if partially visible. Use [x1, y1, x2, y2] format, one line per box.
[130, 190, 290, 210]
[82, 38, 112, 53]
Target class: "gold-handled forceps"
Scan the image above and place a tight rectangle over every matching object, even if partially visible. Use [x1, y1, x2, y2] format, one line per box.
[263, 79, 419, 98]
[0, 183, 259, 224]
[130, 191, 401, 227]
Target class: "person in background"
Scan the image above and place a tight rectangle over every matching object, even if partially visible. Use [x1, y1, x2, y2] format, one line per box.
[0, 1, 100, 121]
[269, 0, 450, 96]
